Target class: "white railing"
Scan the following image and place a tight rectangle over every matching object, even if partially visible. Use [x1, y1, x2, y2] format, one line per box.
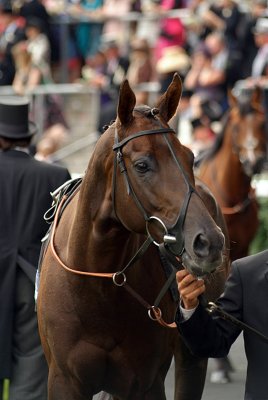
[0, 83, 101, 136]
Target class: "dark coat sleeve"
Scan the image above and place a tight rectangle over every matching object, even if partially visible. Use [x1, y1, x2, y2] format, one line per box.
[175, 263, 243, 358]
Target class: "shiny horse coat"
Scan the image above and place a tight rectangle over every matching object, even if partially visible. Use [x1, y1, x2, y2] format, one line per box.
[37, 74, 229, 400]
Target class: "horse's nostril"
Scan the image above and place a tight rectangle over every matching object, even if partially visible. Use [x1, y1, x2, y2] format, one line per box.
[193, 233, 210, 258]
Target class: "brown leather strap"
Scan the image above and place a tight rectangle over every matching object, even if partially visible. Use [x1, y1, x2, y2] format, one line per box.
[49, 194, 179, 329]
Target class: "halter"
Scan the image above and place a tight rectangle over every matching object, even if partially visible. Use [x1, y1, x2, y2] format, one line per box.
[112, 109, 197, 256]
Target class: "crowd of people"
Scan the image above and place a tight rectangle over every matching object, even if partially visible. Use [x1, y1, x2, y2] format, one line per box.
[0, 0, 268, 399]
[0, 0, 268, 152]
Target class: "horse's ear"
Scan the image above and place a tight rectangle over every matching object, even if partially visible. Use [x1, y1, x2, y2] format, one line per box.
[117, 79, 136, 125]
[156, 73, 182, 122]
[252, 85, 264, 112]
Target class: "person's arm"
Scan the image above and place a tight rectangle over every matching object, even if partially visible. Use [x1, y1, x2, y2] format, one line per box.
[176, 269, 205, 310]
[26, 66, 42, 93]
[12, 72, 26, 96]
[175, 265, 242, 358]
[202, 8, 225, 30]
[184, 54, 206, 90]
[197, 67, 226, 87]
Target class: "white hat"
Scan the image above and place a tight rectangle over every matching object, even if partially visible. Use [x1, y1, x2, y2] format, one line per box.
[156, 46, 191, 74]
[253, 17, 268, 34]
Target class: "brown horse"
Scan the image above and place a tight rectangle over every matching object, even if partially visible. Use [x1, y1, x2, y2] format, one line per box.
[37, 74, 229, 400]
[196, 87, 267, 261]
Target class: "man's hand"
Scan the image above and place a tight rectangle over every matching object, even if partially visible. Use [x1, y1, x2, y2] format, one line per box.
[176, 269, 205, 310]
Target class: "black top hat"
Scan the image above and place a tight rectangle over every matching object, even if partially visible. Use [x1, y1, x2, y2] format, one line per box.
[0, 96, 37, 139]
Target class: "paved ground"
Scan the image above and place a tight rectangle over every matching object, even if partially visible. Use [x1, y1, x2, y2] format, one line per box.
[165, 334, 246, 400]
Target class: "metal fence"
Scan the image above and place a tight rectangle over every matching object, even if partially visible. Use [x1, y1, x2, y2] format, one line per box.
[1, 78, 267, 173]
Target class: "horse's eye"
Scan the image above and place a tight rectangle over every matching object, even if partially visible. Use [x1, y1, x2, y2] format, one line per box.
[134, 161, 149, 173]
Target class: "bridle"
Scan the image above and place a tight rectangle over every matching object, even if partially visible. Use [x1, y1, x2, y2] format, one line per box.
[48, 107, 199, 328]
[46, 107, 268, 341]
[112, 107, 198, 257]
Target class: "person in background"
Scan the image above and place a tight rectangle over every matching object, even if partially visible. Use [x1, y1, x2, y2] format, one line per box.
[155, 45, 191, 134]
[95, 38, 129, 133]
[0, 96, 71, 400]
[126, 37, 155, 105]
[239, 0, 268, 79]
[11, 29, 69, 143]
[101, 0, 133, 45]
[156, 44, 191, 93]
[184, 32, 229, 118]
[19, 0, 61, 70]
[250, 17, 268, 143]
[12, 40, 42, 95]
[67, 0, 103, 66]
[34, 124, 68, 164]
[24, 16, 51, 76]
[200, 0, 243, 86]
[189, 115, 216, 157]
[251, 17, 268, 80]
[185, 98, 221, 159]
[0, 2, 25, 85]
[154, 0, 186, 61]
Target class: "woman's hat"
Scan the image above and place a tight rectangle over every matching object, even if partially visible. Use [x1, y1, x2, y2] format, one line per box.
[0, 96, 38, 139]
[156, 46, 191, 75]
[253, 18, 268, 35]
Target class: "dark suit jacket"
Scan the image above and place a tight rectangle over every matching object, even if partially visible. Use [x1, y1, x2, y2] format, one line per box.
[175, 250, 268, 400]
[0, 149, 71, 378]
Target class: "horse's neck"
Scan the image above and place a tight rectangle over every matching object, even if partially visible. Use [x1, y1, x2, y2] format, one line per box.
[65, 177, 142, 273]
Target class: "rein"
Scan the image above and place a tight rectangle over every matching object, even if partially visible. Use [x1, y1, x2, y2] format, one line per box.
[206, 301, 268, 343]
[48, 109, 266, 337]
[48, 187, 268, 339]
[209, 159, 255, 216]
[221, 191, 255, 215]
[49, 194, 178, 328]
[48, 110, 199, 329]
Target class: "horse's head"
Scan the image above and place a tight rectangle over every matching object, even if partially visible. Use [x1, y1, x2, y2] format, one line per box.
[107, 73, 225, 277]
[229, 86, 267, 177]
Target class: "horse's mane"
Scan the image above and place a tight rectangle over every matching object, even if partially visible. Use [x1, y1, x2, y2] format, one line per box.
[194, 111, 229, 165]
[196, 93, 255, 165]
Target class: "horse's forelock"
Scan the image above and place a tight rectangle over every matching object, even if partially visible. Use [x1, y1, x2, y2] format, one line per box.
[134, 105, 160, 119]
[236, 92, 256, 116]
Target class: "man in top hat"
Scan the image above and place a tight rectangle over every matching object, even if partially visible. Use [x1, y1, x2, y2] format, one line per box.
[0, 96, 71, 399]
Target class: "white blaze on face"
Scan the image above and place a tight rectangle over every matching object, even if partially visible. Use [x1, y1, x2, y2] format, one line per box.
[244, 115, 258, 165]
